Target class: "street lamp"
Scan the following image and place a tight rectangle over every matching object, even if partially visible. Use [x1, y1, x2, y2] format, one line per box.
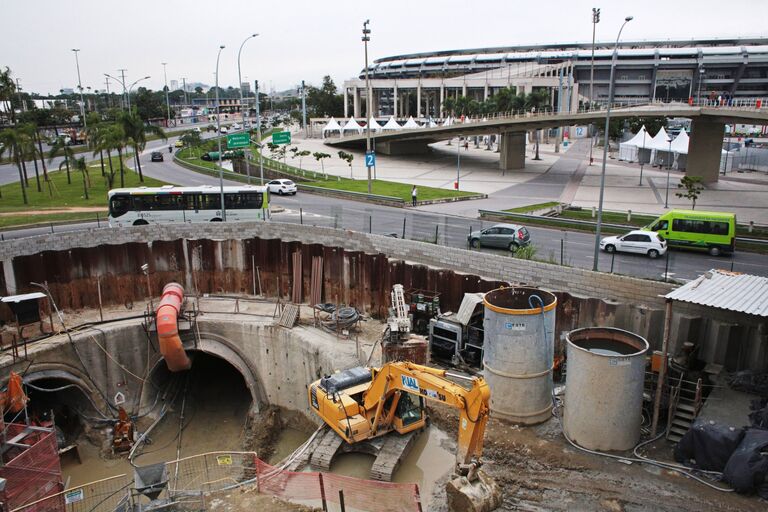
[72, 49, 87, 133]
[162, 62, 171, 127]
[362, 19, 373, 195]
[456, 134, 461, 190]
[127, 76, 150, 111]
[638, 129, 646, 186]
[592, 15, 633, 272]
[664, 137, 673, 208]
[588, 7, 600, 165]
[237, 33, 258, 130]
[215, 45, 227, 221]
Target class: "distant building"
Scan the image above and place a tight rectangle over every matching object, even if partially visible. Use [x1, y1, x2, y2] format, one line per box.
[240, 82, 251, 96]
[60, 87, 74, 95]
[170, 79, 179, 91]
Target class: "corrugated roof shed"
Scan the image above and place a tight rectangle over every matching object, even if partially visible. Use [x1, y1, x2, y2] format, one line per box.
[665, 270, 768, 317]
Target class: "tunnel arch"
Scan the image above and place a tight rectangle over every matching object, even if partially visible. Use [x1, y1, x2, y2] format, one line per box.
[19, 363, 111, 417]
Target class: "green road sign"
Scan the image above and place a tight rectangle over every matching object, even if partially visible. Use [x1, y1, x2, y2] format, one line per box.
[273, 131, 292, 145]
[227, 132, 250, 149]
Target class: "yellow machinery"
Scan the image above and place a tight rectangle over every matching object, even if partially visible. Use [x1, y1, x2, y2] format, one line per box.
[308, 361, 491, 470]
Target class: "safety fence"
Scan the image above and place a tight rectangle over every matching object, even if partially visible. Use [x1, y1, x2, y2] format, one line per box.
[11, 451, 421, 512]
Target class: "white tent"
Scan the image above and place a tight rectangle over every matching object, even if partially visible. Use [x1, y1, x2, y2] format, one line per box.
[618, 125, 649, 162]
[442, 116, 453, 127]
[381, 116, 402, 131]
[425, 117, 438, 128]
[670, 130, 690, 170]
[402, 116, 421, 129]
[321, 117, 342, 138]
[341, 117, 363, 135]
[648, 126, 675, 167]
[366, 117, 383, 132]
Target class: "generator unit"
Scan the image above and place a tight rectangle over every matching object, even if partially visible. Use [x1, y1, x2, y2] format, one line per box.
[428, 293, 485, 367]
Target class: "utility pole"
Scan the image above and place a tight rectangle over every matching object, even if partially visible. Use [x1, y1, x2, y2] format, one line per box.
[119, 69, 128, 110]
[301, 80, 307, 137]
[589, 7, 600, 166]
[104, 76, 111, 108]
[181, 77, 188, 107]
[362, 19, 372, 194]
[255, 79, 264, 185]
[72, 49, 87, 133]
[162, 62, 171, 127]
[215, 45, 226, 221]
[15, 78, 24, 113]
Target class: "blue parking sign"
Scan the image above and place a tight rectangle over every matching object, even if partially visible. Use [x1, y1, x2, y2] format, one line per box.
[365, 151, 376, 168]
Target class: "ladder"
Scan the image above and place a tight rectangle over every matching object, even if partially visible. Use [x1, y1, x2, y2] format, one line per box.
[666, 374, 703, 443]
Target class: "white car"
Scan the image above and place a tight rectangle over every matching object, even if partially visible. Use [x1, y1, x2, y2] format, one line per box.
[267, 179, 297, 195]
[219, 126, 229, 134]
[600, 230, 667, 259]
[231, 123, 242, 131]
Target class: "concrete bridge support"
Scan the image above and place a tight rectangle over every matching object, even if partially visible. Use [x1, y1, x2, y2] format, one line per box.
[377, 140, 430, 155]
[499, 132, 527, 170]
[687, 118, 725, 183]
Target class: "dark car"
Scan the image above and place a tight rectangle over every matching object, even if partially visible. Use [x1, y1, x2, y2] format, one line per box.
[150, 152, 164, 162]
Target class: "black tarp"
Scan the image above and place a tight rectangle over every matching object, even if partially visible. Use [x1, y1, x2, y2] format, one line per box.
[723, 429, 768, 498]
[674, 420, 745, 471]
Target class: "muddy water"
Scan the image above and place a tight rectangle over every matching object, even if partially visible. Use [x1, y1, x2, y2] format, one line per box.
[62, 354, 251, 487]
[271, 425, 454, 508]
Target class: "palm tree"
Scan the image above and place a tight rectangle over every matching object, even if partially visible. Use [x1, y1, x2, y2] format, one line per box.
[0, 128, 28, 204]
[93, 124, 127, 188]
[525, 90, 550, 161]
[19, 123, 42, 192]
[74, 157, 89, 200]
[120, 111, 166, 182]
[48, 137, 74, 184]
[86, 112, 106, 177]
[0, 67, 17, 124]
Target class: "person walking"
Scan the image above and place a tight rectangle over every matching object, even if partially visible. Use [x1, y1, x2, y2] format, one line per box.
[411, 185, 418, 207]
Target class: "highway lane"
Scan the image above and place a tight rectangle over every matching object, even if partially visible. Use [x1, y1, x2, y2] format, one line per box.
[2, 136, 765, 282]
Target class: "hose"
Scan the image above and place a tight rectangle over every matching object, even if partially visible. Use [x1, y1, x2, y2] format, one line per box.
[320, 306, 360, 331]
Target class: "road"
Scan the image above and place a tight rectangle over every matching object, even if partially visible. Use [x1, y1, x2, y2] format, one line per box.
[2, 134, 766, 283]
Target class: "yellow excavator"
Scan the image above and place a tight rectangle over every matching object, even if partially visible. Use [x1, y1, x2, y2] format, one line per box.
[308, 361, 501, 511]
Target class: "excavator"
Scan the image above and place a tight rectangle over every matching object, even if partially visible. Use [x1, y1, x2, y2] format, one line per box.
[308, 361, 501, 512]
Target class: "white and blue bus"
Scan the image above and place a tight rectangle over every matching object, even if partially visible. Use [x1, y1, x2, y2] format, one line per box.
[108, 185, 269, 227]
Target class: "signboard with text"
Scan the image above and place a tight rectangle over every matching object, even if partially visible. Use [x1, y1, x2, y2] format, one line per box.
[273, 131, 292, 145]
[227, 132, 251, 149]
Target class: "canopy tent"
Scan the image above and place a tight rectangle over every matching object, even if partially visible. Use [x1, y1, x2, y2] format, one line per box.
[402, 116, 421, 129]
[618, 125, 649, 162]
[648, 126, 675, 167]
[341, 117, 364, 135]
[366, 117, 383, 132]
[670, 130, 690, 169]
[425, 118, 438, 128]
[442, 116, 453, 127]
[321, 117, 342, 138]
[381, 116, 402, 131]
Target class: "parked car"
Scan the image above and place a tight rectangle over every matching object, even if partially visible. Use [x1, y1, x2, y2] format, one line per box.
[150, 151, 164, 162]
[193, 127, 202, 133]
[267, 179, 297, 195]
[174, 139, 184, 148]
[467, 223, 530, 251]
[219, 126, 229, 134]
[600, 230, 667, 258]
[231, 123, 242, 131]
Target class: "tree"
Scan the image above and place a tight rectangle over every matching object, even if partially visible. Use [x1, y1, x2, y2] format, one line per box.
[0, 67, 17, 124]
[306, 76, 343, 117]
[180, 130, 202, 157]
[48, 137, 75, 184]
[295, 150, 310, 170]
[92, 123, 127, 189]
[676, 175, 705, 210]
[19, 123, 42, 192]
[627, 116, 668, 137]
[133, 87, 165, 120]
[0, 129, 28, 204]
[74, 157, 89, 200]
[120, 111, 166, 182]
[338, 151, 354, 178]
[525, 90, 550, 160]
[442, 97, 456, 117]
[313, 151, 331, 177]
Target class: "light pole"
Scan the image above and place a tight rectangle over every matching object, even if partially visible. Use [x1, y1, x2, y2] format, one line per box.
[592, 15, 633, 272]
[362, 19, 373, 194]
[588, 8, 600, 165]
[638, 129, 646, 185]
[215, 45, 227, 221]
[664, 137, 673, 208]
[127, 76, 150, 111]
[237, 33, 258, 128]
[181, 77, 189, 107]
[456, 135, 461, 190]
[72, 49, 87, 133]
[162, 62, 171, 127]
[301, 80, 307, 137]
[119, 69, 128, 108]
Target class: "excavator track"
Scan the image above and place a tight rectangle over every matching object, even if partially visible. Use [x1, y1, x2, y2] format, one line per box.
[309, 427, 346, 471]
[369, 430, 420, 481]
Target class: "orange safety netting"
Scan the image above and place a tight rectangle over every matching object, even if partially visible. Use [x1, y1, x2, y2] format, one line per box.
[0, 424, 63, 511]
[253, 459, 421, 512]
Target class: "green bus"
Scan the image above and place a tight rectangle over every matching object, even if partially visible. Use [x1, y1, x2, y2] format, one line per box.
[643, 210, 736, 256]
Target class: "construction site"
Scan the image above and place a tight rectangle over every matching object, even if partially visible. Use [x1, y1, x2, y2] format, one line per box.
[0, 221, 766, 511]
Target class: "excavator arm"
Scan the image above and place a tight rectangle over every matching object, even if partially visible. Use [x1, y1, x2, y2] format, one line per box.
[363, 361, 490, 465]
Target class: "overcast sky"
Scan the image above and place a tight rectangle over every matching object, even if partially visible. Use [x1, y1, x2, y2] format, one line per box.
[2, 0, 766, 96]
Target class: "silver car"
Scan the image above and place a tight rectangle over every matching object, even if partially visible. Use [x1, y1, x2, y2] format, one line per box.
[468, 223, 531, 251]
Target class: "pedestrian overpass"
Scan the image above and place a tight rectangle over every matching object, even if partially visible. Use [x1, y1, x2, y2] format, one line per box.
[325, 102, 768, 183]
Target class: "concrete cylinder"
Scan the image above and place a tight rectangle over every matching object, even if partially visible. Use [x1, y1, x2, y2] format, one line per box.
[483, 287, 557, 424]
[564, 327, 649, 451]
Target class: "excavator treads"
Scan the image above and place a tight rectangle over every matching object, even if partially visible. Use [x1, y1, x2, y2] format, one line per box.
[369, 430, 420, 482]
[309, 428, 345, 471]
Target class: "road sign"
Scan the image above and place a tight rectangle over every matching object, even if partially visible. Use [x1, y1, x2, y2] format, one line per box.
[273, 131, 292, 145]
[365, 151, 376, 168]
[227, 132, 250, 149]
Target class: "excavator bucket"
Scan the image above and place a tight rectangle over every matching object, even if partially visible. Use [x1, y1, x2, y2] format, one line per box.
[446, 469, 502, 512]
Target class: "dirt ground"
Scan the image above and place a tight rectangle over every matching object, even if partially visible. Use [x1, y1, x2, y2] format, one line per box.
[208, 490, 318, 511]
[427, 404, 764, 512]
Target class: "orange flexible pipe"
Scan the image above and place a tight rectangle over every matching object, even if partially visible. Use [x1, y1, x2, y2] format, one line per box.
[156, 282, 191, 371]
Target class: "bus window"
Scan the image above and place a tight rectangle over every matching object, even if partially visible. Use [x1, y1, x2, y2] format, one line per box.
[242, 192, 263, 208]
[109, 195, 130, 217]
[155, 195, 183, 210]
[199, 193, 221, 210]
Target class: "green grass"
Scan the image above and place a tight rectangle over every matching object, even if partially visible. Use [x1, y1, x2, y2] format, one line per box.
[504, 201, 560, 213]
[306, 176, 476, 201]
[0, 211, 108, 229]
[0, 154, 166, 214]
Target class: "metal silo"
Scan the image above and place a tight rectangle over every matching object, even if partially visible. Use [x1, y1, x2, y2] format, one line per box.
[483, 287, 557, 425]
[564, 327, 649, 451]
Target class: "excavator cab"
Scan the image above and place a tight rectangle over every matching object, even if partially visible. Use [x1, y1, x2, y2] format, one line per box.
[394, 393, 424, 429]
